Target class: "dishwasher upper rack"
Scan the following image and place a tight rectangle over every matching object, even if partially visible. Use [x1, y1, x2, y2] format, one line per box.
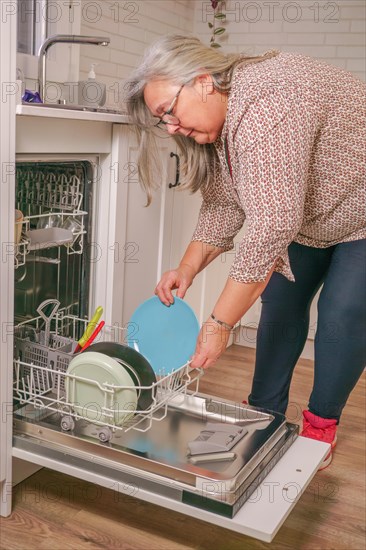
[16, 166, 84, 212]
[15, 162, 89, 269]
[13, 313, 203, 438]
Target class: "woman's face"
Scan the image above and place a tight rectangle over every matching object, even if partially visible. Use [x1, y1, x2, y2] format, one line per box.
[143, 75, 228, 144]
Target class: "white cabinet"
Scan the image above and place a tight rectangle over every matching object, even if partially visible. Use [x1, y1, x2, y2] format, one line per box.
[164, 189, 206, 322]
[0, 14, 16, 517]
[111, 126, 182, 326]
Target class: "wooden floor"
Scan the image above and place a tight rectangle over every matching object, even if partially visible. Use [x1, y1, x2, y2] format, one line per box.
[1, 345, 365, 550]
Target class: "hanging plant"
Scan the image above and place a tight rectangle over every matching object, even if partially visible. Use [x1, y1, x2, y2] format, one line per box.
[208, 0, 226, 48]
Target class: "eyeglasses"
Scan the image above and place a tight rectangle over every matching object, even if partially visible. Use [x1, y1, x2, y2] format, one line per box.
[154, 84, 185, 129]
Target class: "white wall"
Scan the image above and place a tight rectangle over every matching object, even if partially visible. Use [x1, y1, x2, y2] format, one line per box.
[78, 0, 365, 104]
[79, 0, 194, 109]
[194, 0, 365, 80]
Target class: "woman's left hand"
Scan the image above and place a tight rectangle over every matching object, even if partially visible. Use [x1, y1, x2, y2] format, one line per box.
[190, 318, 231, 369]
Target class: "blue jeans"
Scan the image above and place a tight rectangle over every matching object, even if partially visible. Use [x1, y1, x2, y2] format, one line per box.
[248, 239, 366, 422]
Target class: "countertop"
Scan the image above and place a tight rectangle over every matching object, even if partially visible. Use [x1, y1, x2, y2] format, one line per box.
[16, 103, 130, 124]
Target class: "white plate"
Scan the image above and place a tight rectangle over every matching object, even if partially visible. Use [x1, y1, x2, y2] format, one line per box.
[26, 227, 73, 250]
[65, 351, 138, 426]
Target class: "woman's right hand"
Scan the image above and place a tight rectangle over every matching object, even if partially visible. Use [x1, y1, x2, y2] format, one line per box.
[155, 264, 195, 305]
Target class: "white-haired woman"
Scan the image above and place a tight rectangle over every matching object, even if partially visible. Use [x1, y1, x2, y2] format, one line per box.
[126, 35, 366, 469]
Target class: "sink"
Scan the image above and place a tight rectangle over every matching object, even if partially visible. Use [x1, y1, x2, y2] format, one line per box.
[21, 102, 126, 115]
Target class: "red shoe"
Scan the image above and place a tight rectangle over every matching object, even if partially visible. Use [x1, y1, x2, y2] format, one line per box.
[301, 410, 338, 470]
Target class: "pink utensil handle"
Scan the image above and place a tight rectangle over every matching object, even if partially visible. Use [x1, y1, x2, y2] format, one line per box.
[80, 320, 105, 352]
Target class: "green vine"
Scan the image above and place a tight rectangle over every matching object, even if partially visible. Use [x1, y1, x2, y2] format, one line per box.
[208, 0, 226, 48]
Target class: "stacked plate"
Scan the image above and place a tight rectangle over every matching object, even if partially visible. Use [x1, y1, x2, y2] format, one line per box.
[65, 343, 156, 427]
[86, 341, 157, 411]
[65, 350, 138, 426]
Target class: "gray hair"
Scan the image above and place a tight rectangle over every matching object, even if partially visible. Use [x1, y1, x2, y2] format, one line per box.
[125, 35, 278, 204]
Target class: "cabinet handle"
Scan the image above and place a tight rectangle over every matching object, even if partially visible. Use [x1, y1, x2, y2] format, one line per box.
[168, 152, 181, 188]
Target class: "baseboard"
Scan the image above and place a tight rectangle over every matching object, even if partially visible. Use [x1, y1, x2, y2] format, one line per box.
[12, 457, 42, 485]
[233, 325, 315, 361]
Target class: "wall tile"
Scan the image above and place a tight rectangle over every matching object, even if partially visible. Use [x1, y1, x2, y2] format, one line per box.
[79, 0, 366, 110]
[337, 45, 366, 58]
[350, 20, 366, 32]
[192, 0, 364, 80]
[287, 33, 325, 45]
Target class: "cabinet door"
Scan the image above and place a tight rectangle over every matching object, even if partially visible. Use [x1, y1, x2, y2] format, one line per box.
[114, 127, 177, 326]
[164, 188, 205, 322]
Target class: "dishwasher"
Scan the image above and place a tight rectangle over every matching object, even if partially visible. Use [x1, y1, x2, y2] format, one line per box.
[10, 160, 329, 543]
[12, 303, 296, 510]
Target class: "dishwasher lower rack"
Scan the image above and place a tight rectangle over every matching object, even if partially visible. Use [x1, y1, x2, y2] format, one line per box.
[13, 313, 203, 438]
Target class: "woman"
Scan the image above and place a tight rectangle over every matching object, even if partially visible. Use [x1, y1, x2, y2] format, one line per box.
[126, 35, 366, 469]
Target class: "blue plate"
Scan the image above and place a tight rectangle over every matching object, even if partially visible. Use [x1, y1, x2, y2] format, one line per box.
[127, 296, 200, 375]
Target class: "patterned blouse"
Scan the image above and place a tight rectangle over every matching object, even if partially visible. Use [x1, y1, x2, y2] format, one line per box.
[192, 52, 366, 283]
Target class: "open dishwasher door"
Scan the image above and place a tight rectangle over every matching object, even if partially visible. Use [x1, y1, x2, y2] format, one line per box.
[13, 382, 330, 542]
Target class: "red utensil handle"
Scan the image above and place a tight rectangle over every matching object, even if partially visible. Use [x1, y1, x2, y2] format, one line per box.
[80, 320, 105, 352]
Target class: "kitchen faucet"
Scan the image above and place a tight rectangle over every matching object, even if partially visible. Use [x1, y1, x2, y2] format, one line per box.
[38, 35, 110, 103]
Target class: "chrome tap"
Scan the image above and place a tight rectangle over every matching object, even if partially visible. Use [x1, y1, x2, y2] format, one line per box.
[38, 35, 110, 102]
